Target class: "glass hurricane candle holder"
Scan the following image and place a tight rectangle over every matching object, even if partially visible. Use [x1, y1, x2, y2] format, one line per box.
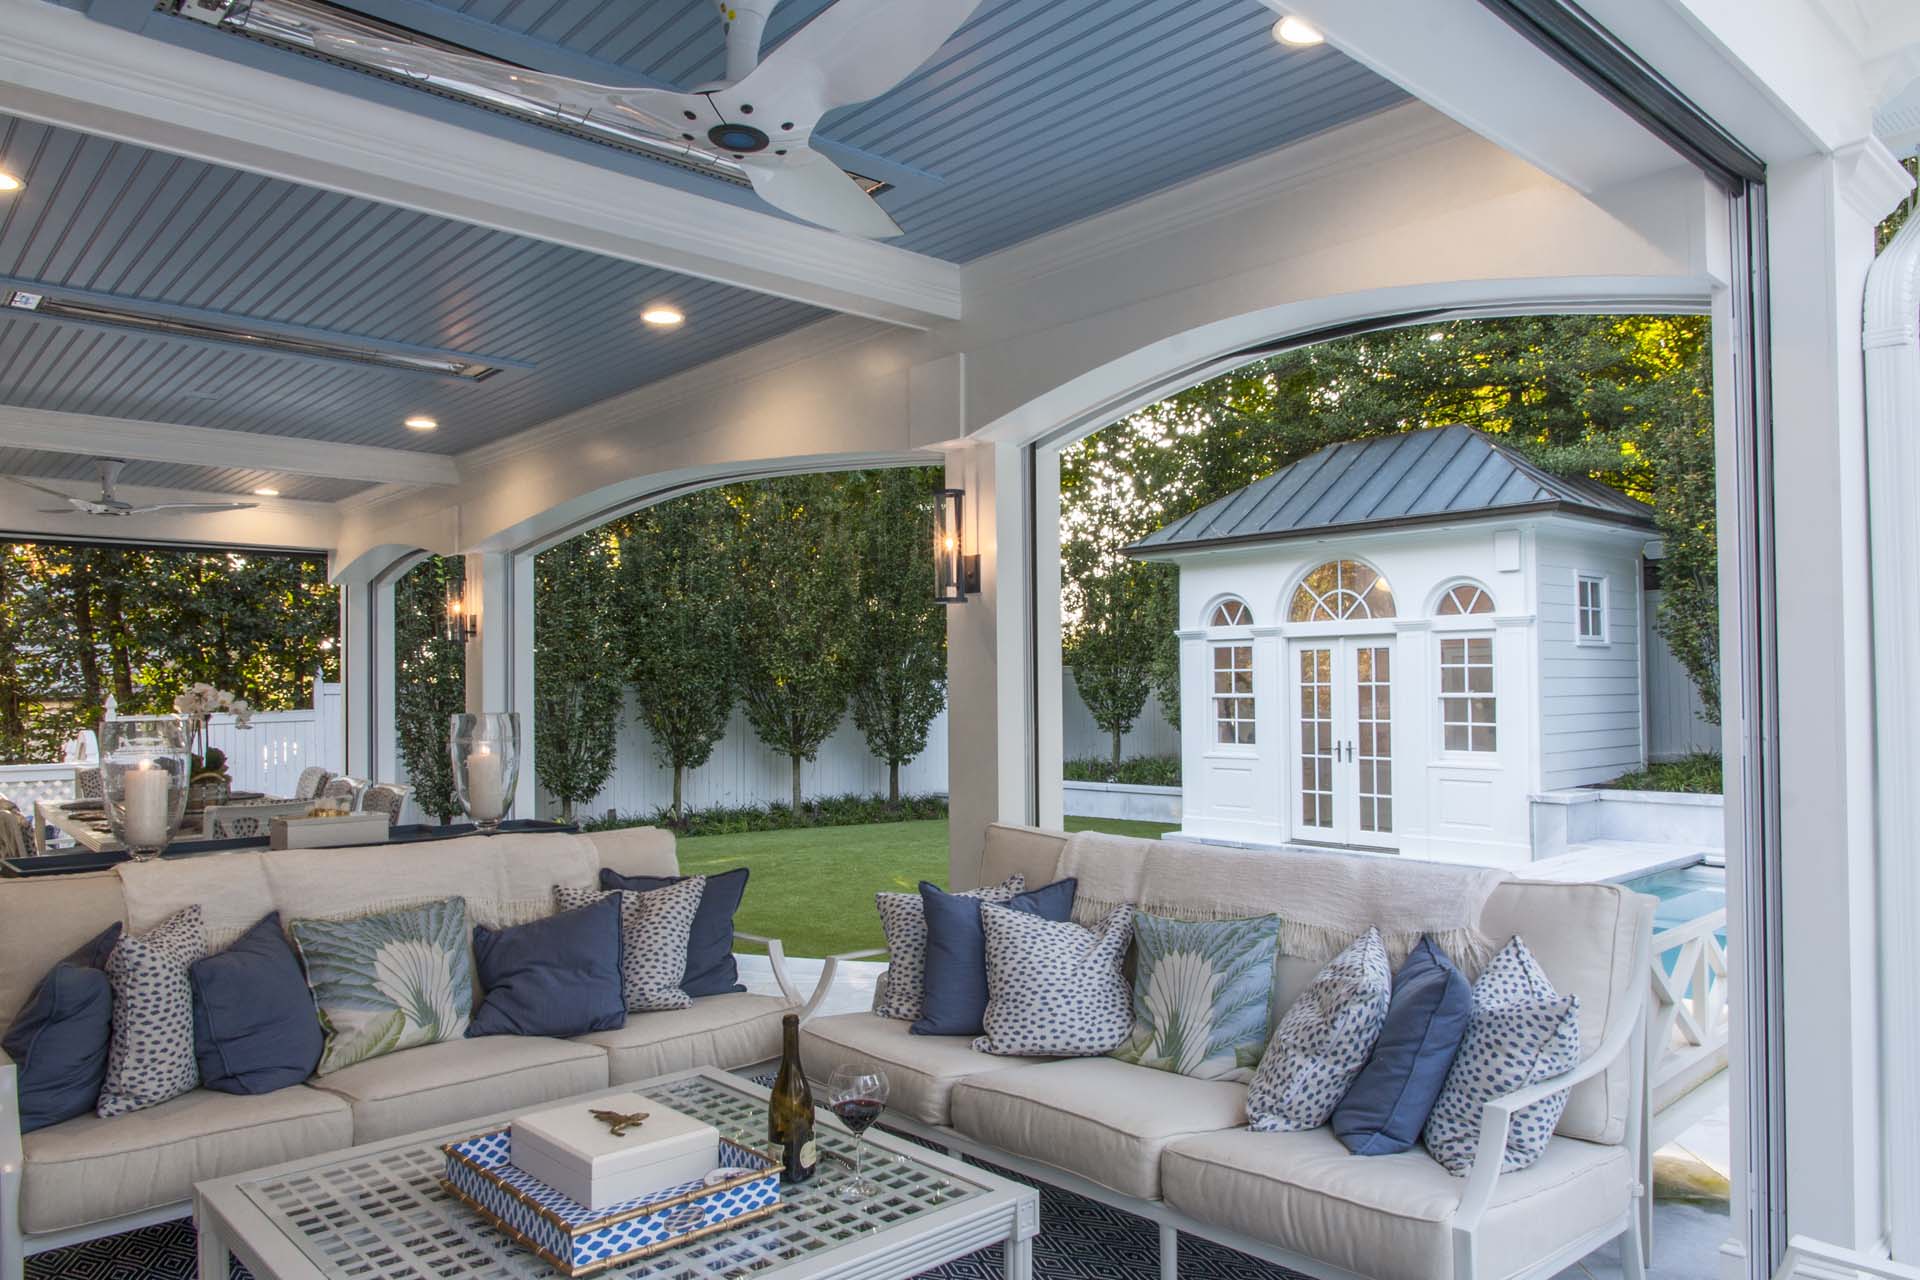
[450, 712, 519, 834]
[100, 716, 191, 861]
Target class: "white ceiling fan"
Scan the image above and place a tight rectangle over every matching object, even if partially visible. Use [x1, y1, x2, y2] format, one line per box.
[251, 0, 984, 238]
[1, 461, 260, 517]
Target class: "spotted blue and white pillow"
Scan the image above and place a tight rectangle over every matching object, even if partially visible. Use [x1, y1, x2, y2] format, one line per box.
[873, 876, 1024, 1022]
[972, 902, 1135, 1057]
[1246, 927, 1391, 1132]
[98, 905, 208, 1118]
[1423, 935, 1581, 1175]
[555, 877, 705, 1013]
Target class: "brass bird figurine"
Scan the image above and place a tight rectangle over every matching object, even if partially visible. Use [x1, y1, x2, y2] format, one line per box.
[589, 1108, 650, 1137]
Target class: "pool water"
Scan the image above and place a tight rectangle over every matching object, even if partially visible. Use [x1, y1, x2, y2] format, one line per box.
[1621, 863, 1727, 932]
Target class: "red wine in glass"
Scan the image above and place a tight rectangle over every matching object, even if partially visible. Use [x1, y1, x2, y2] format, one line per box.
[830, 1097, 885, 1134]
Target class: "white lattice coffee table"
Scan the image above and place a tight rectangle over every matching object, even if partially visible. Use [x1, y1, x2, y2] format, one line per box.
[192, 1067, 1038, 1280]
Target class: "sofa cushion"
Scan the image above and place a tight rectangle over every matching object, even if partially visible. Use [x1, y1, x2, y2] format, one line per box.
[1110, 911, 1280, 1082]
[3, 923, 120, 1132]
[19, 1085, 353, 1234]
[0, 871, 126, 1033]
[190, 912, 324, 1095]
[100, 905, 208, 1118]
[974, 903, 1134, 1058]
[556, 879, 704, 1013]
[1332, 935, 1472, 1156]
[915, 877, 1077, 1038]
[291, 897, 475, 1075]
[1160, 1126, 1632, 1280]
[876, 876, 1024, 1023]
[948, 1057, 1247, 1199]
[601, 866, 749, 997]
[1247, 927, 1391, 1132]
[308, 1035, 607, 1143]
[576, 993, 792, 1085]
[469, 894, 626, 1039]
[799, 1012, 1033, 1126]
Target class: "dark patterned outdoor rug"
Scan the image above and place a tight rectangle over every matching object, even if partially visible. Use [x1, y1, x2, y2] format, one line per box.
[24, 1153, 1299, 1280]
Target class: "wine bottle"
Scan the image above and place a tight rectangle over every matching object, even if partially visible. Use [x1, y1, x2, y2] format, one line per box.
[768, 1013, 818, 1184]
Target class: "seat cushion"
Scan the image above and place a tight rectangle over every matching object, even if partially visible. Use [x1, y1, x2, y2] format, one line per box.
[949, 1057, 1247, 1199]
[20, 1085, 353, 1234]
[576, 993, 792, 1084]
[799, 1012, 1034, 1126]
[309, 1036, 607, 1142]
[1160, 1126, 1633, 1280]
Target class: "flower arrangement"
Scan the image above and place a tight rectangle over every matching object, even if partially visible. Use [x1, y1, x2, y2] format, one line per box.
[171, 683, 253, 793]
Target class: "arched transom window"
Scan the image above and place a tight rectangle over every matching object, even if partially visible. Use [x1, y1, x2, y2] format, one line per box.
[1289, 561, 1396, 622]
[1436, 583, 1494, 616]
[1209, 598, 1253, 628]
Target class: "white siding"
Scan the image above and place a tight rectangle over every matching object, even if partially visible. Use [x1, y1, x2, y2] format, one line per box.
[1535, 532, 1646, 789]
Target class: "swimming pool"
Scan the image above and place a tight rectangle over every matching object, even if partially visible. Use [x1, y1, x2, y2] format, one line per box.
[1621, 862, 1727, 932]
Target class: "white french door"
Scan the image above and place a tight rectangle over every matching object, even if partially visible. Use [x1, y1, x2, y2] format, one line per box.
[1290, 638, 1397, 850]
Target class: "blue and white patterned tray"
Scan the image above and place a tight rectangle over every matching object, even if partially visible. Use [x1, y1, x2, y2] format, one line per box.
[441, 1128, 782, 1277]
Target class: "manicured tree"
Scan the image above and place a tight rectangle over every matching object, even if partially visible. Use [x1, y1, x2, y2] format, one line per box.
[1066, 566, 1156, 766]
[393, 556, 465, 822]
[847, 467, 948, 804]
[615, 489, 741, 823]
[735, 474, 860, 812]
[533, 531, 623, 820]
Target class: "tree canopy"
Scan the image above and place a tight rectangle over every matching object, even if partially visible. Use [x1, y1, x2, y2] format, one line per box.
[533, 532, 623, 820]
[1061, 313, 1720, 724]
[393, 555, 465, 822]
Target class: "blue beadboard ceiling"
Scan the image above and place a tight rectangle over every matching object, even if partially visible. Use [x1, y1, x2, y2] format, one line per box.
[0, 0, 1407, 499]
[0, 111, 830, 464]
[296, 0, 1410, 261]
[0, 447, 369, 503]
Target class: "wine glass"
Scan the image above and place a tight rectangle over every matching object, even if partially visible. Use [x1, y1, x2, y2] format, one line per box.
[826, 1064, 890, 1203]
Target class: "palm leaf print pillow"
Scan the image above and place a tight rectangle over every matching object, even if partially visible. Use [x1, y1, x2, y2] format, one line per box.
[1110, 912, 1281, 1082]
[291, 897, 474, 1075]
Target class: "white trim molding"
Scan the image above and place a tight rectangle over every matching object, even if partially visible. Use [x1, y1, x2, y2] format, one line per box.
[0, 405, 460, 488]
[1863, 175, 1920, 1268]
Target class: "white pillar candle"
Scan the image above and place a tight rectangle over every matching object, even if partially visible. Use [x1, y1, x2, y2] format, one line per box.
[122, 761, 172, 848]
[466, 745, 506, 821]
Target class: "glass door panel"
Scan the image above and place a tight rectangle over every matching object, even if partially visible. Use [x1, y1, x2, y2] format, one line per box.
[1291, 639, 1396, 849]
[1297, 646, 1335, 834]
[1355, 644, 1393, 835]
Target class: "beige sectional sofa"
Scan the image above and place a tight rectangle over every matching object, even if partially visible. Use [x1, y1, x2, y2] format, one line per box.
[800, 824, 1655, 1280]
[0, 827, 799, 1279]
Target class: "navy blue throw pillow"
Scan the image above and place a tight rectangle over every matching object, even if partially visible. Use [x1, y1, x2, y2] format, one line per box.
[600, 866, 747, 997]
[469, 893, 626, 1038]
[1331, 935, 1472, 1155]
[191, 912, 323, 1094]
[913, 878, 1078, 1037]
[2, 923, 121, 1132]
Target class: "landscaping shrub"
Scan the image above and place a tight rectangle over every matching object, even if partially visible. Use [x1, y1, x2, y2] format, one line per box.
[1603, 753, 1722, 794]
[1062, 754, 1181, 787]
[582, 792, 948, 837]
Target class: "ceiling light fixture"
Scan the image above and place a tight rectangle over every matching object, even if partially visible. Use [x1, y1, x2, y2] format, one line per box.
[405, 416, 439, 431]
[641, 305, 685, 328]
[0, 172, 21, 193]
[253, 486, 280, 496]
[1272, 15, 1325, 45]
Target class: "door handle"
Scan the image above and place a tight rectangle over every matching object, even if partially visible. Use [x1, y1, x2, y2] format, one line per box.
[1343, 741, 1354, 763]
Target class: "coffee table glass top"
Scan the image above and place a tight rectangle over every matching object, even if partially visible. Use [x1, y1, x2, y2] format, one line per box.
[234, 1072, 993, 1277]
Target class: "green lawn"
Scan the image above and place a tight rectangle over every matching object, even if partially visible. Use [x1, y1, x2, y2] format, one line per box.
[676, 816, 1176, 959]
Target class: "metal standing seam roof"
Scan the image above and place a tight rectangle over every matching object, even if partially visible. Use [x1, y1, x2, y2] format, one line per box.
[1125, 424, 1656, 558]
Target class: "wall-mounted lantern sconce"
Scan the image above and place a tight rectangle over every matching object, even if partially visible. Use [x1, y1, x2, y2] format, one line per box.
[934, 488, 981, 604]
[445, 577, 479, 644]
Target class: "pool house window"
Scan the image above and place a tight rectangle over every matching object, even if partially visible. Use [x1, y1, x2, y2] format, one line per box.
[1576, 574, 1608, 643]
[1439, 636, 1496, 753]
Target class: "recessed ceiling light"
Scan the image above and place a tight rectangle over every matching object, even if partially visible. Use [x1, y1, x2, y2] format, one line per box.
[0, 172, 20, 193]
[1272, 15, 1324, 45]
[641, 305, 685, 328]
[405, 415, 439, 431]
[253, 486, 280, 496]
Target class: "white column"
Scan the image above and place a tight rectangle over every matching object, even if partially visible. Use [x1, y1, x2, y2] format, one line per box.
[1034, 446, 1065, 831]
[372, 575, 399, 785]
[462, 550, 539, 819]
[1766, 139, 1911, 1258]
[945, 441, 1035, 890]
[340, 578, 375, 781]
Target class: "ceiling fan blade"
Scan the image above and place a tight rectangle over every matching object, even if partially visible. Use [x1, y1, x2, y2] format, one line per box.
[311, 31, 693, 138]
[739, 149, 902, 238]
[0, 474, 82, 502]
[120, 502, 260, 515]
[726, 0, 985, 118]
[34, 508, 80, 516]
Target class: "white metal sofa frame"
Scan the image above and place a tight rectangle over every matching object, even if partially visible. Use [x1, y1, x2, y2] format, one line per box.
[799, 905, 1655, 1280]
[0, 889, 830, 1279]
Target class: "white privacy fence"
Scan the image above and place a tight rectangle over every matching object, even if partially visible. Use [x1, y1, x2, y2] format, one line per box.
[0, 682, 346, 818]
[1644, 589, 1720, 760]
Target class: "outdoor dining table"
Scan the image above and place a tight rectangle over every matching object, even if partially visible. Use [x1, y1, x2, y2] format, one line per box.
[31, 791, 297, 855]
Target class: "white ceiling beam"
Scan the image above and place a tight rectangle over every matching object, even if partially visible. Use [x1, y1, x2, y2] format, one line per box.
[0, 0, 962, 329]
[0, 406, 461, 487]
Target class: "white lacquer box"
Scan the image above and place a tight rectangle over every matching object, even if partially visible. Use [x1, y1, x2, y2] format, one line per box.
[509, 1093, 719, 1211]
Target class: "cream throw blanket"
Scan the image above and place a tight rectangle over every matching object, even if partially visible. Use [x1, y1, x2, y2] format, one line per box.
[1058, 831, 1507, 970]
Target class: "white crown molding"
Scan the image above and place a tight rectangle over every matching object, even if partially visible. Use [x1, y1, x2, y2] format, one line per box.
[1836, 136, 1916, 225]
[968, 104, 1465, 288]
[0, 405, 461, 488]
[0, 0, 961, 329]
